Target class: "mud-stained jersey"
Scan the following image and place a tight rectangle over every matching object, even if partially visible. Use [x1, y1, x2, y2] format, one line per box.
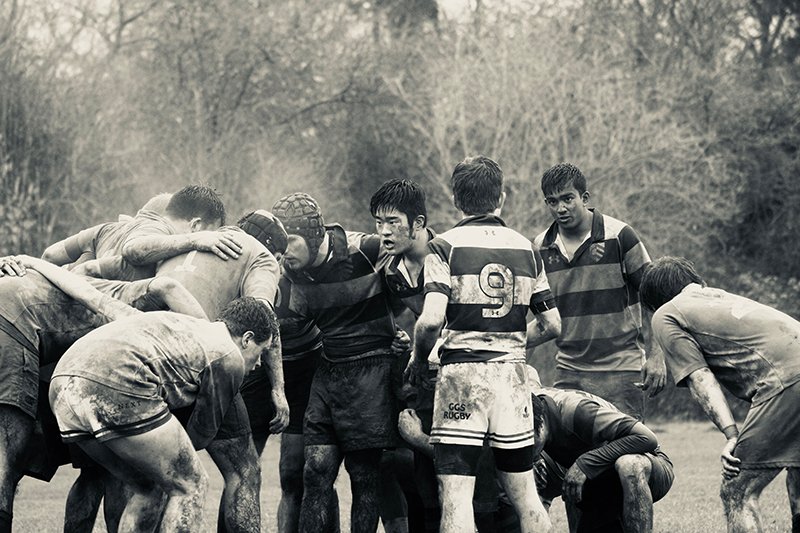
[382, 228, 436, 318]
[0, 271, 137, 365]
[52, 312, 245, 444]
[653, 284, 800, 405]
[283, 225, 396, 362]
[274, 274, 323, 362]
[153, 226, 280, 318]
[424, 215, 554, 365]
[539, 388, 661, 479]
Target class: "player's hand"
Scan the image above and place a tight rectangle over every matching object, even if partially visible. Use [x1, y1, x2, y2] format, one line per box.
[398, 408, 424, 443]
[721, 437, 741, 479]
[640, 354, 667, 397]
[269, 389, 290, 434]
[0, 255, 27, 277]
[391, 329, 411, 356]
[404, 356, 432, 390]
[190, 230, 243, 260]
[562, 463, 587, 504]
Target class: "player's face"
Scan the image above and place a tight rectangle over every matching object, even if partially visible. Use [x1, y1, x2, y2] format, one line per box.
[283, 235, 312, 270]
[241, 336, 272, 371]
[544, 186, 590, 231]
[375, 208, 414, 256]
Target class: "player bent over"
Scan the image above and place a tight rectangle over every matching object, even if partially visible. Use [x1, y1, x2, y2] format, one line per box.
[407, 156, 561, 533]
[49, 297, 278, 532]
[640, 257, 800, 533]
[529, 374, 674, 533]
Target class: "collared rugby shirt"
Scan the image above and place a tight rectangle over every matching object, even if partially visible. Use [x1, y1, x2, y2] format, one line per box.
[284, 225, 396, 362]
[424, 215, 554, 365]
[533, 209, 650, 372]
[274, 274, 323, 362]
[382, 228, 436, 318]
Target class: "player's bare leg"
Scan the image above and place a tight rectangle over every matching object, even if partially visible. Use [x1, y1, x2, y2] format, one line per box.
[63, 466, 105, 533]
[278, 433, 304, 532]
[206, 434, 262, 533]
[496, 470, 551, 533]
[438, 474, 476, 533]
[299, 444, 342, 533]
[0, 406, 33, 533]
[87, 416, 209, 532]
[103, 474, 133, 533]
[787, 468, 800, 532]
[379, 449, 409, 533]
[344, 449, 382, 533]
[720, 467, 781, 533]
[615, 454, 653, 533]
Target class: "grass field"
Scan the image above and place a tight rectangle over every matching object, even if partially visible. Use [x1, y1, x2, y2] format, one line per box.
[12, 421, 792, 532]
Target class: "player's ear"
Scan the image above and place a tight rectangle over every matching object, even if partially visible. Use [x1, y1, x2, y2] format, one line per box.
[189, 217, 204, 232]
[581, 191, 590, 204]
[241, 330, 255, 347]
[497, 191, 507, 212]
[412, 214, 426, 231]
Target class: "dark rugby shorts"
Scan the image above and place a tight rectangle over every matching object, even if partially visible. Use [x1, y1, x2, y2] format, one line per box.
[304, 354, 400, 452]
[171, 392, 251, 441]
[0, 330, 39, 418]
[240, 346, 323, 438]
[735, 379, 800, 468]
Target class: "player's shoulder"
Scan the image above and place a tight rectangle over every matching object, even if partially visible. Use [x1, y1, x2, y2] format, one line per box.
[598, 213, 637, 239]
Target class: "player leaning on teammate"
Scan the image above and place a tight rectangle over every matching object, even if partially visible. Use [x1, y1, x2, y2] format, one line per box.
[407, 155, 561, 533]
[533, 163, 666, 420]
[640, 257, 800, 533]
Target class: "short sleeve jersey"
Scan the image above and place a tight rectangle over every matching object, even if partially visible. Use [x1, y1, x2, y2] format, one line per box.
[652, 284, 800, 405]
[382, 228, 436, 318]
[283, 225, 396, 362]
[154, 227, 280, 319]
[424, 215, 553, 365]
[53, 312, 245, 412]
[274, 273, 323, 361]
[533, 209, 651, 372]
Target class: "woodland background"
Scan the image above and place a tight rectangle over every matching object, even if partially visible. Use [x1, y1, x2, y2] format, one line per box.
[1, 0, 798, 417]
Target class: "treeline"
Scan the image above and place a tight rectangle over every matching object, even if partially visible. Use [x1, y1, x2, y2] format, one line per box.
[1, 0, 798, 417]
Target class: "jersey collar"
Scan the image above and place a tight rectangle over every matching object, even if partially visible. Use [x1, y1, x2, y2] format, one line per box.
[454, 214, 507, 228]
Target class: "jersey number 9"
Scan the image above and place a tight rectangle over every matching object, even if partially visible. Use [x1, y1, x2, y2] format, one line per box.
[479, 263, 514, 318]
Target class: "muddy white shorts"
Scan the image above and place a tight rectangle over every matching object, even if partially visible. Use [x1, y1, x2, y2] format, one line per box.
[430, 361, 535, 449]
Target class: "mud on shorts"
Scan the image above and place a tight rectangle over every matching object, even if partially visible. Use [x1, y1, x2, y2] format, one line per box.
[735, 379, 800, 468]
[240, 346, 323, 439]
[430, 361, 535, 449]
[0, 330, 39, 418]
[304, 354, 400, 452]
[554, 368, 645, 421]
[49, 375, 172, 443]
[535, 449, 674, 532]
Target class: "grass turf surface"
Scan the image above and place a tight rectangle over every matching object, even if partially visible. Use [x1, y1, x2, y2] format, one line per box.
[13, 421, 792, 532]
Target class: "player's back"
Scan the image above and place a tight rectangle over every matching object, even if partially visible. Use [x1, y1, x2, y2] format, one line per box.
[428, 216, 547, 364]
[155, 227, 280, 319]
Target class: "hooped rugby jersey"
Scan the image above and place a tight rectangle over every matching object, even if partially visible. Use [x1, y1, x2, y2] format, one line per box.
[382, 228, 436, 317]
[283, 224, 396, 362]
[424, 215, 554, 365]
[534, 209, 650, 372]
[274, 273, 323, 362]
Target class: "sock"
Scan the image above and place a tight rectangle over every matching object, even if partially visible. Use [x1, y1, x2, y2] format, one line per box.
[0, 509, 12, 533]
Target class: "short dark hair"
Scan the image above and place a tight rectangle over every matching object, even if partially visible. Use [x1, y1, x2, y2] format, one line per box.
[218, 296, 278, 344]
[540, 163, 588, 197]
[165, 185, 226, 226]
[450, 156, 504, 215]
[640, 256, 705, 311]
[369, 179, 428, 227]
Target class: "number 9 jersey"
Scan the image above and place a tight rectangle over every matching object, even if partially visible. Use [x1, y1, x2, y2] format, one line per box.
[423, 214, 555, 365]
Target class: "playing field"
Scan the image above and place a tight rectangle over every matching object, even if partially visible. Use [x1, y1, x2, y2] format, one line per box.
[12, 421, 791, 532]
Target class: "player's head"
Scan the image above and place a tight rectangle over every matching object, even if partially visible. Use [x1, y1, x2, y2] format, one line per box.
[531, 392, 549, 457]
[640, 256, 705, 312]
[369, 179, 427, 255]
[138, 193, 173, 216]
[237, 210, 289, 256]
[165, 185, 226, 232]
[450, 155, 505, 216]
[540, 163, 590, 231]
[218, 296, 279, 369]
[272, 193, 326, 271]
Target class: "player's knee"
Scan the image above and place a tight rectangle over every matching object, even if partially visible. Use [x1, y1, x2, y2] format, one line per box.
[303, 450, 339, 488]
[614, 454, 651, 489]
[720, 477, 745, 511]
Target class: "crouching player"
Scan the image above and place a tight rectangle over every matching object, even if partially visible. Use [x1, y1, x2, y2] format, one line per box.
[530, 376, 674, 533]
[640, 256, 800, 533]
[49, 296, 278, 532]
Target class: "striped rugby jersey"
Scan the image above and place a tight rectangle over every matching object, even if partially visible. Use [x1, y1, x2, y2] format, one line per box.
[274, 273, 323, 362]
[424, 215, 553, 365]
[283, 225, 396, 362]
[533, 209, 650, 372]
[382, 228, 436, 317]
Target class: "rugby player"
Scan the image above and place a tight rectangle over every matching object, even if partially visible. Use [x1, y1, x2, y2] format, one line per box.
[0, 254, 204, 533]
[406, 156, 561, 533]
[640, 256, 800, 533]
[273, 192, 402, 533]
[48, 295, 278, 533]
[532, 163, 666, 420]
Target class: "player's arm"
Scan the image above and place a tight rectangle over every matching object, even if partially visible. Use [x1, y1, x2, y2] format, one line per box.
[527, 250, 561, 348]
[639, 305, 667, 397]
[42, 224, 103, 266]
[145, 277, 208, 320]
[260, 316, 289, 434]
[185, 356, 244, 450]
[122, 228, 243, 265]
[398, 408, 434, 458]
[14, 255, 140, 321]
[685, 367, 741, 477]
